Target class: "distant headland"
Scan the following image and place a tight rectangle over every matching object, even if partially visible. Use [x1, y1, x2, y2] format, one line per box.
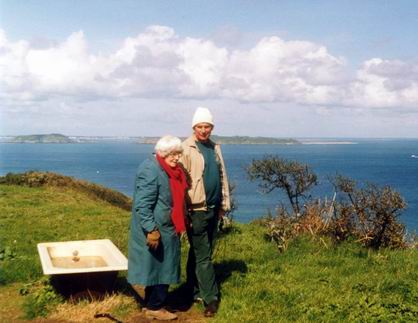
[8, 133, 75, 144]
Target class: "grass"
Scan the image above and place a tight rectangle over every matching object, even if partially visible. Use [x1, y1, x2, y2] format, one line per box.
[0, 171, 132, 211]
[213, 227, 418, 322]
[1, 176, 418, 322]
[0, 184, 130, 285]
[48, 294, 137, 323]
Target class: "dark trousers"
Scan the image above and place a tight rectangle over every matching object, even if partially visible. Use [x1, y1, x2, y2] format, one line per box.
[145, 284, 169, 310]
[187, 208, 219, 304]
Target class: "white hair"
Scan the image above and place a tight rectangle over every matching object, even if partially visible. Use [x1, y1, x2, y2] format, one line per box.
[154, 135, 183, 157]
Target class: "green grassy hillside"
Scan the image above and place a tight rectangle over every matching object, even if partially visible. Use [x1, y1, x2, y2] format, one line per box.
[0, 184, 130, 284]
[0, 174, 417, 322]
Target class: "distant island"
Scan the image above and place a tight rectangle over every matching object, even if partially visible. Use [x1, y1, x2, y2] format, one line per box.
[10, 133, 75, 144]
[2, 134, 300, 145]
[211, 135, 299, 145]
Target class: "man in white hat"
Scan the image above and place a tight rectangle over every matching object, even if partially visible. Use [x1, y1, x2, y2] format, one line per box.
[180, 107, 231, 317]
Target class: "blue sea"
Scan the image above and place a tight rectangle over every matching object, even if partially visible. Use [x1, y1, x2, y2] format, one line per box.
[1, 140, 417, 231]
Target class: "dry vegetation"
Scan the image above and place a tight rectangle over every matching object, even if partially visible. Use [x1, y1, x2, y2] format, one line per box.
[248, 155, 415, 250]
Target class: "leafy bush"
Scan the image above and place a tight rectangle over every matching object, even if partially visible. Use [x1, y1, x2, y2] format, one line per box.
[0, 172, 26, 185]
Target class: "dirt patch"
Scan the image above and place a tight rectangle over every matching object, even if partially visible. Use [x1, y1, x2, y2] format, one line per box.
[0, 284, 25, 322]
[0, 283, 208, 322]
[31, 320, 69, 323]
[126, 306, 206, 323]
[125, 284, 208, 323]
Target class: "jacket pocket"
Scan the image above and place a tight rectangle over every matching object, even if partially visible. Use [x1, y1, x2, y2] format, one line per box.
[189, 177, 206, 206]
[155, 208, 173, 227]
[191, 177, 201, 196]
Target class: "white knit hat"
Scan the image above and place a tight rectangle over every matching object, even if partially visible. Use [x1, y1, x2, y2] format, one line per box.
[192, 107, 214, 128]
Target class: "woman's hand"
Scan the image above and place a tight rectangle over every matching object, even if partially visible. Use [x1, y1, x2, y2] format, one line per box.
[146, 230, 161, 250]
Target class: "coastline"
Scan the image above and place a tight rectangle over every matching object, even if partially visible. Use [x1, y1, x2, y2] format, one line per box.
[300, 141, 357, 145]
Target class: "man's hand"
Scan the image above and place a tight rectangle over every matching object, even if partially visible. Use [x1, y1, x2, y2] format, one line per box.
[218, 209, 226, 220]
[146, 230, 161, 250]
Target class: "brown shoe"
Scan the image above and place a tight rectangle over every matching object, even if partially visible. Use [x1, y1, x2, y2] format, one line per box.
[144, 308, 178, 320]
[204, 300, 219, 317]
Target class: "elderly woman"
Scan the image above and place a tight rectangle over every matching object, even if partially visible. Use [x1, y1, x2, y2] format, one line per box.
[128, 135, 188, 321]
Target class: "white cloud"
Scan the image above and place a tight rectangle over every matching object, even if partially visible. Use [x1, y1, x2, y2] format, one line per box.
[1, 26, 418, 110]
[222, 37, 347, 104]
[0, 29, 112, 103]
[347, 58, 418, 108]
[177, 37, 228, 97]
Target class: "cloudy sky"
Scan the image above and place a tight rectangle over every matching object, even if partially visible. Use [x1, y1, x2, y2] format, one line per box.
[1, 0, 418, 138]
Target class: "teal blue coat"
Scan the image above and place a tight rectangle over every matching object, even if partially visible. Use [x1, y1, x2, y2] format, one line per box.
[127, 156, 180, 286]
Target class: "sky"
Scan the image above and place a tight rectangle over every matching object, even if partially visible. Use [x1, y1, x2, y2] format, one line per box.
[1, 0, 418, 138]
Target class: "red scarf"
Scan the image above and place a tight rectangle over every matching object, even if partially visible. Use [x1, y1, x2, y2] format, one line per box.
[156, 154, 188, 233]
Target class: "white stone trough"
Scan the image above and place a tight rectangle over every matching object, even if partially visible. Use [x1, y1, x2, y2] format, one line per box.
[37, 239, 128, 299]
[37, 239, 128, 275]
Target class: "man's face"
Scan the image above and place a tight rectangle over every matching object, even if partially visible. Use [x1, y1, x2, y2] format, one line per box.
[193, 123, 213, 142]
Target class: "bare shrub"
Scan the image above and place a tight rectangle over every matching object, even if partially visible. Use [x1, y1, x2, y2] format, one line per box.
[264, 207, 294, 252]
[328, 204, 357, 242]
[297, 201, 331, 235]
[265, 200, 333, 251]
[247, 156, 409, 250]
[247, 155, 317, 214]
[332, 175, 407, 249]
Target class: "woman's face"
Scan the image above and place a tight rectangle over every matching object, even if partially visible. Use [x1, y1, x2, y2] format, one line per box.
[163, 151, 182, 168]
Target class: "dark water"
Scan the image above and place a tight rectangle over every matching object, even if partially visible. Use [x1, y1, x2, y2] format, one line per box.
[1, 140, 417, 231]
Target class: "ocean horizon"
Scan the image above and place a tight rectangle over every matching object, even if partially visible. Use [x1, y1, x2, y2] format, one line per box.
[1, 139, 417, 232]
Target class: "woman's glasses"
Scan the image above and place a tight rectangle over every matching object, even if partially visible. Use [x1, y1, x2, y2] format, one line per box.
[168, 152, 182, 159]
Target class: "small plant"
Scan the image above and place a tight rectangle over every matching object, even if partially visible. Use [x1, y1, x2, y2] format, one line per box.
[0, 245, 17, 261]
[20, 277, 64, 319]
